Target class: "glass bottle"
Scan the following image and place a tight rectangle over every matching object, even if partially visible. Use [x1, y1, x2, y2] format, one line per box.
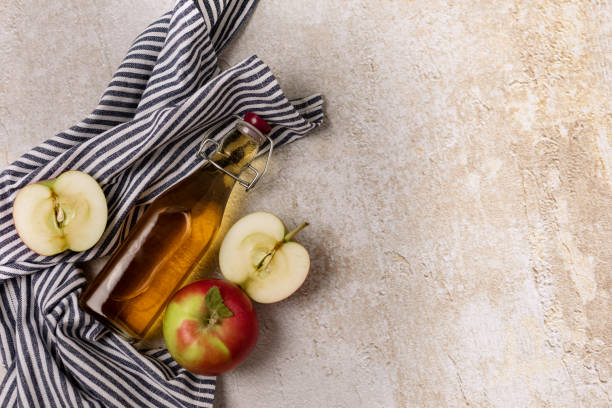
[80, 113, 272, 342]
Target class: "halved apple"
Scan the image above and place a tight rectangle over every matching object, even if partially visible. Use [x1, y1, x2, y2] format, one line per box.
[219, 212, 310, 303]
[13, 170, 108, 256]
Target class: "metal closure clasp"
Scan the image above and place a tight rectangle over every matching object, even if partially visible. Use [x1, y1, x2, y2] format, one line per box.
[196, 119, 274, 192]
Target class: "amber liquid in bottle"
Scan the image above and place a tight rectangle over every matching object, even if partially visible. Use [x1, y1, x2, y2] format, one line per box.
[80, 127, 261, 341]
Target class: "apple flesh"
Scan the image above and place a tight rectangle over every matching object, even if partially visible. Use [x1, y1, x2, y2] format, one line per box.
[219, 212, 310, 303]
[12, 170, 107, 256]
[163, 279, 258, 375]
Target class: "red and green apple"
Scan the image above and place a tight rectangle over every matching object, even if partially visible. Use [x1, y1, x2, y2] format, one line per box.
[163, 279, 258, 375]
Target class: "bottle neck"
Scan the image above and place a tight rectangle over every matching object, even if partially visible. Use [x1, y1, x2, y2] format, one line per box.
[207, 124, 263, 176]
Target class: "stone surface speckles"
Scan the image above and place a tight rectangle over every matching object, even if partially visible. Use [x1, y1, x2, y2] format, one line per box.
[1, 1, 611, 407]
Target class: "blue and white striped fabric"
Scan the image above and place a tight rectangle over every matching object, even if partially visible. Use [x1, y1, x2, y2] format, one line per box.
[0, 0, 324, 406]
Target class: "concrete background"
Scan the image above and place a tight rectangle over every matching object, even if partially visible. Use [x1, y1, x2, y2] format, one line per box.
[1, 0, 611, 407]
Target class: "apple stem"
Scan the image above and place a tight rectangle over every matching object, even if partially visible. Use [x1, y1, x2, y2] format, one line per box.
[283, 222, 309, 243]
[254, 222, 309, 273]
[207, 310, 219, 328]
[203, 286, 233, 328]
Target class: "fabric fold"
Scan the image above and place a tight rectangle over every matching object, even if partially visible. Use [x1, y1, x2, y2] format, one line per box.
[0, 0, 324, 406]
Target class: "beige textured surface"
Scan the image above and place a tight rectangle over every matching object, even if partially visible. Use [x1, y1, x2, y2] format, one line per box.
[1, 0, 611, 407]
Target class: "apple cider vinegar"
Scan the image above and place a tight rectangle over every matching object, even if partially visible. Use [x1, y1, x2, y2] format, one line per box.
[80, 114, 271, 341]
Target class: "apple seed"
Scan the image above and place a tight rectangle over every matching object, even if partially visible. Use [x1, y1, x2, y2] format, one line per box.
[55, 202, 65, 225]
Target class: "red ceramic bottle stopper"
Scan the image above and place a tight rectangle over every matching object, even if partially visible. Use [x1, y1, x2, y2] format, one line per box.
[243, 112, 272, 135]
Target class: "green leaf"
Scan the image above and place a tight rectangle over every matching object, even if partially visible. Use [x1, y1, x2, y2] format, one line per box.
[217, 304, 233, 318]
[204, 286, 234, 320]
[205, 286, 223, 310]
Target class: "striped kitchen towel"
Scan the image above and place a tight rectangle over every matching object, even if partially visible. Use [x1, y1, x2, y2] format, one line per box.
[0, 0, 324, 406]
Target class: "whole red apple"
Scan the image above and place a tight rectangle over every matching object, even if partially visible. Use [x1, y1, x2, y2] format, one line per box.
[163, 279, 258, 375]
